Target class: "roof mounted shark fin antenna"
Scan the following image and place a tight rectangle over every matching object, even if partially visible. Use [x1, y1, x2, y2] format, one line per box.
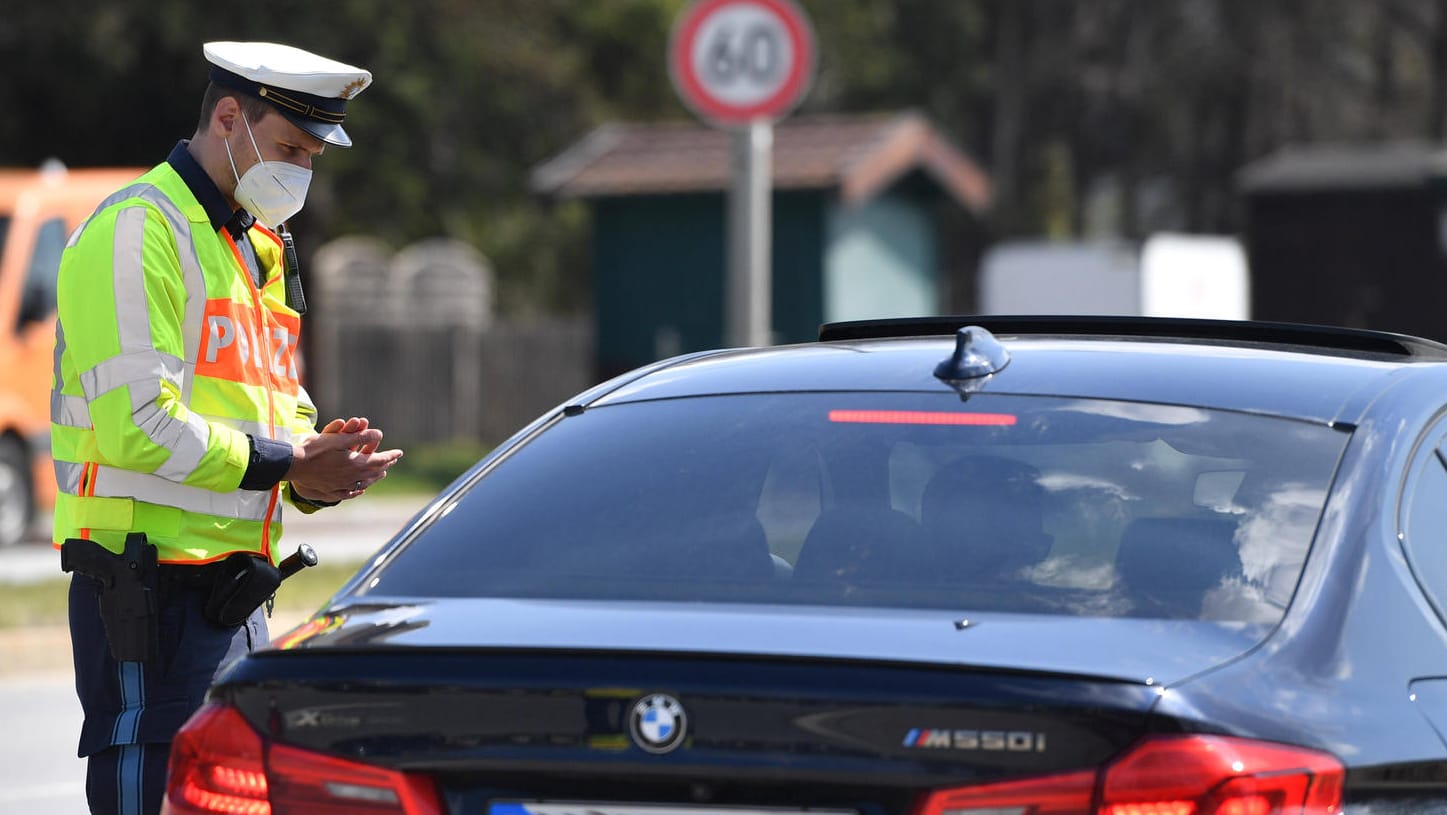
[933, 326, 1009, 400]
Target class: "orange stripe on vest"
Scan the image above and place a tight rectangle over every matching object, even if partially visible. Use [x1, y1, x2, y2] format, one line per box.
[196, 297, 301, 394]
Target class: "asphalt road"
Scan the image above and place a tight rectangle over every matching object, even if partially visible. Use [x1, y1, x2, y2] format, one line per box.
[0, 673, 86, 813]
[0, 493, 433, 813]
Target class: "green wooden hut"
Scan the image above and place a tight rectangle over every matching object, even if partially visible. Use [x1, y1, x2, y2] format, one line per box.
[1238, 142, 1447, 343]
[532, 112, 992, 378]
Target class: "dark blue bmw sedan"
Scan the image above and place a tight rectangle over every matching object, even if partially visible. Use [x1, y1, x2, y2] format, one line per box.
[162, 316, 1447, 815]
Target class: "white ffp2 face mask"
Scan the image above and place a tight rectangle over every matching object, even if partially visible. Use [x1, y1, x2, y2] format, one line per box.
[225, 112, 312, 228]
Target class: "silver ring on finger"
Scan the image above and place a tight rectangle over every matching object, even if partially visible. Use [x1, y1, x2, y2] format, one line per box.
[354, 480, 363, 491]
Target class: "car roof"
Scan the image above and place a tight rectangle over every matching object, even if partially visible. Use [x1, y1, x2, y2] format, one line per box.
[591, 316, 1447, 425]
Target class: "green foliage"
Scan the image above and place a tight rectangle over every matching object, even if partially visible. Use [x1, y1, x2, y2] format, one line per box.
[0, 578, 69, 629]
[801, 0, 990, 123]
[5, 0, 1442, 283]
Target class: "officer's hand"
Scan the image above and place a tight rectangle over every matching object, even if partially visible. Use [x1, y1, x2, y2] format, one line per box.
[320, 416, 379, 454]
[288, 429, 403, 503]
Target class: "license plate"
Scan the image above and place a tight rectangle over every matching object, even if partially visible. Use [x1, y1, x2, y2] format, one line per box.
[492, 803, 859, 815]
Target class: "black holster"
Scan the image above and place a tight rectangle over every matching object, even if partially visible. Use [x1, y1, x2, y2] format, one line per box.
[203, 552, 282, 628]
[61, 532, 159, 663]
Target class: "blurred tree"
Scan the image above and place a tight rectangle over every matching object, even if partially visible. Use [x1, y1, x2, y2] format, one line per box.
[3, 0, 1447, 313]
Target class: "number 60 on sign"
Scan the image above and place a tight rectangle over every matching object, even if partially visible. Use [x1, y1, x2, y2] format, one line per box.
[668, 0, 817, 127]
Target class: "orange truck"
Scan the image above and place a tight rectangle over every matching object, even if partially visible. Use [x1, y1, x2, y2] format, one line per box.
[0, 163, 145, 546]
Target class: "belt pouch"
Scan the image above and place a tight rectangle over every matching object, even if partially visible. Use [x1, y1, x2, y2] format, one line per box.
[204, 553, 282, 628]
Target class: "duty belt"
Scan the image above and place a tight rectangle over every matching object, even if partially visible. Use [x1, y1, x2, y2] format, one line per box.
[157, 560, 230, 589]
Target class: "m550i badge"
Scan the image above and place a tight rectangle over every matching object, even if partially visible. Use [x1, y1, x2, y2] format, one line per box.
[629, 694, 688, 754]
[903, 728, 1047, 752]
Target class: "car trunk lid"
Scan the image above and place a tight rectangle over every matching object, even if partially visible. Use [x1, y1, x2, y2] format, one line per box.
[224, 647, 1163, 801]
[270, 597, 1271, 685]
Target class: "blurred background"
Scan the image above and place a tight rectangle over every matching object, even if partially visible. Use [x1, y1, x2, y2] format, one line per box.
[7, 0, 1447, 467]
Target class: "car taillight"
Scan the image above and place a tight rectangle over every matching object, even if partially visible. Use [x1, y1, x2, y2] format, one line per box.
[916, 768, 1098, 815]
[163, 703, 270, 815]
[264, 741, 444, 815]
[1100, 735, 1342, 815]
[914, 735, 1343, 815]
[162, 701, 444, 815]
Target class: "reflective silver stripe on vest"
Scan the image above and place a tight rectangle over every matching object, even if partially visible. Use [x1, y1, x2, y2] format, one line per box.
[81, 182, 210, 401]
[135, 404, 211, 481]
[78, 351, 182, 402]
[54, 460, 83, 495]
[139, 187, 209, 400]
[75, 348, 211, 483]
[52, 416, 293, 500]
[52, 393, 90, 429]
[90, 466, 280, 522]
[51, 319, 67, 407]
[92, 196, 212, 482]
[111, 207, 155, 357]
[68, 183, 152, 249]
[231, 419, 293, 444]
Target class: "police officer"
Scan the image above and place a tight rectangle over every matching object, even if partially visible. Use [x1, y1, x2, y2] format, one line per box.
[51, 41, 403, 814]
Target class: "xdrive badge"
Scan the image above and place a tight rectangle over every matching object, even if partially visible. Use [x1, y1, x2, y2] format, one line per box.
[629, 693, 688, 754]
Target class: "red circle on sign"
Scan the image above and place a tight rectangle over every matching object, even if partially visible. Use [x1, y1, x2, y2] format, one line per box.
[668, 0, 816, 126]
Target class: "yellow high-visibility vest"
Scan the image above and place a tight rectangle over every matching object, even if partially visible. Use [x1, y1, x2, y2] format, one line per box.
[50, 161, 320, 564]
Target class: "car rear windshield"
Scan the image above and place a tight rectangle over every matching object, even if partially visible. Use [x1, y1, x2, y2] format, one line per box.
[365, 393, 1348, 623]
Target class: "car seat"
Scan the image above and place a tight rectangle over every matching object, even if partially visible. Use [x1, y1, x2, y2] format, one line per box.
[1115, 516, 1243, 618]
[793, 506, 936, 586]
[919, 454, 1054, 582]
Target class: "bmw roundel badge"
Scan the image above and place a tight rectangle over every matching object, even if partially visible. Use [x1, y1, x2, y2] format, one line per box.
[628, 693, 688, 754]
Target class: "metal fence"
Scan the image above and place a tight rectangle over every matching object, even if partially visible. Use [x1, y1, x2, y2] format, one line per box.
[304, 236, 595, 447]
[308, 316, 594, 447]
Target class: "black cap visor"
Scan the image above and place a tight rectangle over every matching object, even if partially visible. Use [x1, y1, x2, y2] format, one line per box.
[279, 112, 352, 148]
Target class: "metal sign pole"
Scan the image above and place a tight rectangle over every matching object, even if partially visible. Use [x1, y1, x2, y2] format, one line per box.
[670, 0, 813, 350]
[728, 119, 773, 348]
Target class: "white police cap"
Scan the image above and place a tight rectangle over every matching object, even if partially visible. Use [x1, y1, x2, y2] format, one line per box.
[203, 41, 372, 148]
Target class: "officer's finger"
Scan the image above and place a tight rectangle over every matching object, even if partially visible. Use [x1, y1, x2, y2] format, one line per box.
[351, 456, 402, 483]
[320, 419, 345, 433]
[305, 431, 369, 459]
[353, 428, 384, 450]
[367, 447, 404, 466]
[358, 427, 383, 454]
[316, 431, 359, 448]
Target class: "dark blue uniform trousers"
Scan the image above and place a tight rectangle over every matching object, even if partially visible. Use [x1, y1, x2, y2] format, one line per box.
[70, 572, 267, 815]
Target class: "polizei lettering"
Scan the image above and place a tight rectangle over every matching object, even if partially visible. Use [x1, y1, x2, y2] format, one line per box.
[197, 297, 302, 394]
[203, 315, 298, 379]
[901, 728, 1047, 752]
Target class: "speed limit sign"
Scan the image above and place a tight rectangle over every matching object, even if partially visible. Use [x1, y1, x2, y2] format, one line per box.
[668, 0, 817, 127]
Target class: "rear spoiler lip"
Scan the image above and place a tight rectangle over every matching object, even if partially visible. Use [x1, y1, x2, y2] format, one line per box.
[818, 315, 1447, 360]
